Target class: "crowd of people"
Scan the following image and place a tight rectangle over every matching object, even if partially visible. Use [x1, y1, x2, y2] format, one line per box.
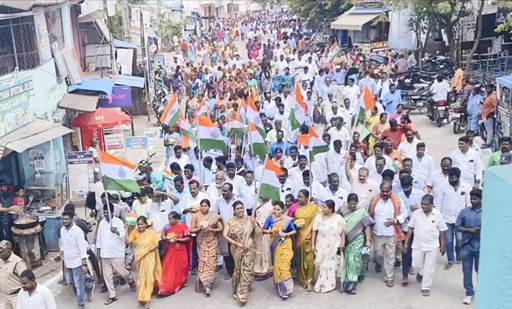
[2, 7, 510, 309]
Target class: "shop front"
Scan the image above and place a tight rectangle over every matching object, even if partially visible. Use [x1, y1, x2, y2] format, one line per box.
[331, 7, 389, 52]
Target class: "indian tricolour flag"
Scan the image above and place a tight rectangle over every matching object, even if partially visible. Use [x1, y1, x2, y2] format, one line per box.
[197, 115, 227, 153]
[289, 85, 308, 130]
[259, 158, 284, 202]
[308, 128, 329, 160]
[100, 151, 140, 193]
[246, 95, 266, 138]
[225, 120, 247, 137]
[248, 123, 267, 159]
[159, 95, 179, 127]
[179, 119, 196, 148]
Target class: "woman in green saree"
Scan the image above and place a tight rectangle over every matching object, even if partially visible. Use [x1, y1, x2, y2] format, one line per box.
[340, 193, 373, 294]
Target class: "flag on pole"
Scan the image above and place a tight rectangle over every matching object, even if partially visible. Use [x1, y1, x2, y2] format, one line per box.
[100, 151, 140, 193]
[308, 128, 329, 161]
[179, 119, 196, 148]
[246, 95, 266, 137]
[352, 98, 366, 127]
[248, 123, 267, 159]
[289, 86, 308, 130]
[159, 95, 179, 126]
[225, 120, 247, 137]
[259, 158, 284, 202]
[362, 87, 376, 112]
[197, 115, 227, 153]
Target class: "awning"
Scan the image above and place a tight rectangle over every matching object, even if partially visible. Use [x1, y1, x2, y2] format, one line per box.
[68, 79, 114, 96]
[497, 75, 512, 89]
[0, 119, 73, 153]
[113, 39, 137, 49]
[331, 12, 384, 31]
[72, 108, 131, 129]
[115, 75, 145, 88]
[79, 10, 111, 41]
[59, 93, 98, 112]
[0, 0, 66, 10]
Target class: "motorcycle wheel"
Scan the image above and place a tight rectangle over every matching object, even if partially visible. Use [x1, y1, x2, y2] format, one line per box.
[453, 121, 461, 134]
[435, 111, 443, 127]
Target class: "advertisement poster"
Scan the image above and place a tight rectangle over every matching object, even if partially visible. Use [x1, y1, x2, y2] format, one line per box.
[67, 151, 94, 200]
[0, 76, 35, 137]
[98, 86, 132, 108]
[103, 127, 125, 155]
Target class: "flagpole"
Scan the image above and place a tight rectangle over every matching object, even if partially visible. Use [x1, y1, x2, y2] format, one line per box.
[308, 150, 313, 202]
[195, 125, 204, 186]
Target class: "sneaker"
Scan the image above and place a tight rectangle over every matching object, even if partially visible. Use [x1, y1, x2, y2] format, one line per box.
[421, 289, 431, 297]
[462, 295, 473, 305]
[444, 262, 454, 270]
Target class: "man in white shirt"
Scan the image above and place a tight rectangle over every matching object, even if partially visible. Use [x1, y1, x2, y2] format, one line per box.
[327, 117, 351, 150]
[96, 204, 136, 305]
[145, 193, 174, 234]
[181, 180, 209, 227]
[297, 170, 330, 202]
[237, 171, 257, 216]
[206, 171, 226, 206]
[398, 128, 421, 160]
[16, 270, 56, 309]
[326, 173, 349, 213]
[404, 194, 447, 296]
[225, 162, 245, 195]
[60, 211, 88, 309]
[426, 157, 452, 207]
[326, 140, 347, 178]
[346, 166, 379, 209]
[438, 167, 471, 269]
[289, 155, 309, 188]
[450, 136, 482, 188]
[211, 183, 238, 279]
[132, 188, 153, 217]
[429, 75, 450, 103]
[412, 142, 435, 191]
[365, 143, 393, 177]
[278, 168, 295, 201]
[342, 77, 361, 109]
[168, 145, 191, 170]
[368, 182, 408, 287]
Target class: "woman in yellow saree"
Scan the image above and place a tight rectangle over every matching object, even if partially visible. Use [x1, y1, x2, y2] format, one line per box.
[127, 216, 162, 309]
[263, 201, 296, 299]
[294, 189, 319, 291]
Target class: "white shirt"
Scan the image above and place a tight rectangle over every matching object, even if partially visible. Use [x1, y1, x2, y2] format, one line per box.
[279, 179, 296, 201]
[95, 217, 126, 259]
[350, 178, 379, 209]
[289, 166, 308, 188]
[16, 284, 56, 309]
[211, 196, 238, 221]
[364, 155, 393, 179]
[181, 191, 209, 227]
[427, 170, 449, 207]
[226, 175, 245, 195]
[326, 149, 347, 177]
[430, 80, 450, 102]
[398, 139, 421, 160]
[311, 153, 328, 184]
[145, 200, 174, 233]
[237, 181, 257, 211]
[168, 154, 191, 170]
[327, 127, 351, 150]
[439, 182, 472, 224]
[450, 148, 482, 186]
[326, 187, 348, 212]
[60, 224, 88, 269]
[206, 185, 222, 205]
[409, 208, 448, 251]
[92, 181, 105, 211]
[297, 180, 331, 202]
[412, 154, 435, 190]
[342, 85, 361, 106]
[396, 188, 424, 231]
[371, 198, 408, 237]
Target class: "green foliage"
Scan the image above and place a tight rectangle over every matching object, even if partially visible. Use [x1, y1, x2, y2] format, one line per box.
[110, 9, 124, 40]
[496, 0, 512, 34]
[156, 13, 184, 50]
[285, 0, 353, 28]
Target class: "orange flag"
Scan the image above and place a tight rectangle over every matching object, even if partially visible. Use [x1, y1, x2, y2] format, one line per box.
[362, 87, 376, 111]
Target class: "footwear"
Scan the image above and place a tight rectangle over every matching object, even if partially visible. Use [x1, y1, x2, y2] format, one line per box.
[401, 276, 409, 286]
[455, 258, 462, 264]
[394, 260, 401, 268]
[128, 280, 137, 292]
[104, 297, 118, 305]
[58, 279, 68, 286]
[422, 290, 431, 297]
[444, 262, 454, 270]
[204, 287, 211, 297]
[375, 263, 382, 273]
[357, 275, 365, 283]
[385, 279, 394, 288]
[416, 274, 423, 283]
[224, 274, 233, 280]
[409, 268, 416, 276]
[463, 295, 473, 305]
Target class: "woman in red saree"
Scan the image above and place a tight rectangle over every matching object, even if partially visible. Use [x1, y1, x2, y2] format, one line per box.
[158, 211, 191, 297]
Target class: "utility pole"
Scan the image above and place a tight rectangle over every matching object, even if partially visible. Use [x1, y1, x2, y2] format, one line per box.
[140, 11, 151, 120]
[103, 0, 115, 75]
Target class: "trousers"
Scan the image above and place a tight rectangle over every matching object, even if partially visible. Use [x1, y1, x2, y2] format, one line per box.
[373, 235, 396, 281]
[412, 248, 439, 290]
[102, 257, 132, 298]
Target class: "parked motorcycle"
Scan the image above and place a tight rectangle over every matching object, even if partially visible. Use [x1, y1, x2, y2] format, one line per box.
[450, 101, 467, 134]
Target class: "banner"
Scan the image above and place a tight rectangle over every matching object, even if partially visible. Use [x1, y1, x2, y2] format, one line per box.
[67, 151, 95, 200]
[98, 86, 132, 108]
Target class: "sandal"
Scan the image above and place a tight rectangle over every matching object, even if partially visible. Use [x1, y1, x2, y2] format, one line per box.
[385, 279, 395, 288]
[422, 289, 431, 297]
[104, 297, 118, 305]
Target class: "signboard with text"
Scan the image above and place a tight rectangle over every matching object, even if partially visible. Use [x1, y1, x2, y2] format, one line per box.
[98, 86, 132, 108]
[0, 76, 35, 137]
[67, 151, 94, 200]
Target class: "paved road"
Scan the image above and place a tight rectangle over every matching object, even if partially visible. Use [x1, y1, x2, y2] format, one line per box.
[50, 115, 478, 309]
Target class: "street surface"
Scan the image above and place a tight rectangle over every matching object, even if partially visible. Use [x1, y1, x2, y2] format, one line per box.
[49, 114, 479, 309]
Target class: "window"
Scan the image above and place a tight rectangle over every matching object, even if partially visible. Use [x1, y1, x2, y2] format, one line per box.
[0, 16, 40, 75]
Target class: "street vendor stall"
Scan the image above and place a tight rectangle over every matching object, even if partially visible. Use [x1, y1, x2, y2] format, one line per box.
[71, 108, 132, 154]
[495, 75, 512, 149]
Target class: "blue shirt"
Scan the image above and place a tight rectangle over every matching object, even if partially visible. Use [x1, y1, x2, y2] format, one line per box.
[382, 91, 402, 114]
[269, 141, 290, 156]
[455, 207, 481, 252]
[331, 70, 346, 85]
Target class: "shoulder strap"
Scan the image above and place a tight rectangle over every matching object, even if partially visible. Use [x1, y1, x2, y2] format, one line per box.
[369, 196, 379, 217]
[390, 193, 400, 218]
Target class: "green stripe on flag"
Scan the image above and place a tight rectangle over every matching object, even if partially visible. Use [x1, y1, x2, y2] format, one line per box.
[288, 110, 300, 131]
[250, 142, 267, 160]
[228, 127, 247, 137]
[199, 138, 227, 153]
[258, 183, 281, 202]
[102, 176, 140, 193]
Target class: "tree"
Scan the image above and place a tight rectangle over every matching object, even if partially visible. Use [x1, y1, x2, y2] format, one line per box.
[284, 0, 353, 29]
[156, 13, 184, 51]
[495, 0, 512, 34]
[465, 0, 486, 71]
[110, 9, 125, 40]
